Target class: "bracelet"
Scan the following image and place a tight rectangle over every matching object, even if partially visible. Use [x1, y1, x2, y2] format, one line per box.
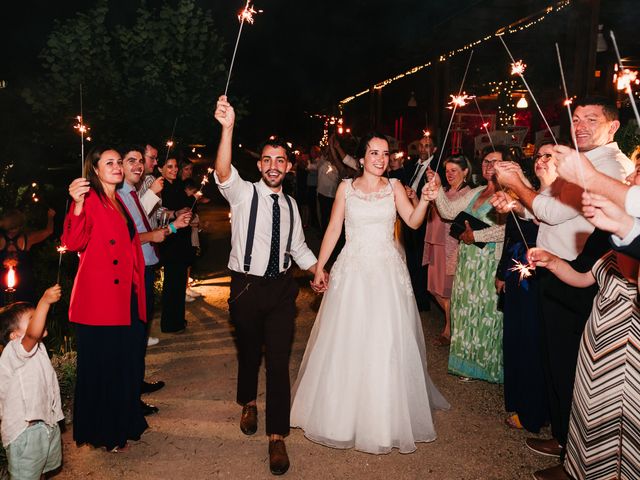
[168, 223, 177, 234]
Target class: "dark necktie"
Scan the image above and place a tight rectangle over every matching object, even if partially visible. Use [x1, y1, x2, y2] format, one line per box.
[129, 190, 159, 258]
[264, 194, 281, 278]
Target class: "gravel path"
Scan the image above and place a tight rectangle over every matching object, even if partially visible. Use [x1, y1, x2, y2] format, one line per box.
[56, 205, 558, 479]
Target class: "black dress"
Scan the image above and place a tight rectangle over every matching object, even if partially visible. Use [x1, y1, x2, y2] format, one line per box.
[73, 202, 148, 450]
[496, 214, 548, 432]
[160, 179, 194, 333]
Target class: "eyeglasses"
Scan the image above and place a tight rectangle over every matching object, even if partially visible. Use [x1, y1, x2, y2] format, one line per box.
[482, 159, 498, 166]
[534, 153, 553, 161]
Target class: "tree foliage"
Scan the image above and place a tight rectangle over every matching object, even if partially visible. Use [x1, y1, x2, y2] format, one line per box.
[22, 0, 239, 159]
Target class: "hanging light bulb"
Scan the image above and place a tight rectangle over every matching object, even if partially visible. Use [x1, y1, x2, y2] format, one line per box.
[516, 95, 528, 109]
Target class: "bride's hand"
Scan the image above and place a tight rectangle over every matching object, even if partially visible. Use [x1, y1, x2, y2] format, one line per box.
[310, 269, 329, 293]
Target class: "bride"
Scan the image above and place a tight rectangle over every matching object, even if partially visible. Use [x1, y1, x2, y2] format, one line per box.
[290, 132, 449, 454]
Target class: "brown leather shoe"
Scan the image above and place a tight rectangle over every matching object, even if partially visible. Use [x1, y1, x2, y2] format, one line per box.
[526, 437, 562, 458]
[532, 464, 572, 480]
[240, 404, 258, 435]
[268, 439, 290, 475]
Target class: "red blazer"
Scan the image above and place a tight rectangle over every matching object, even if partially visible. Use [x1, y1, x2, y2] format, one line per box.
[62, 190, 146, 326]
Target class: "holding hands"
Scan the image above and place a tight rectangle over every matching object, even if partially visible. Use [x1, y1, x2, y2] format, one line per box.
[494, 161, 526, 189]
[310, 269, 330, 294]
[173, 209, 193, 229]
[527, 248, 557, 269]
[490, 190, 518, 214]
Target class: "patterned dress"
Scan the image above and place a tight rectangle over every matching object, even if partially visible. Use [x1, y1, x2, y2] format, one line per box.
[564, 251, 640, 480]
[434, 187, 505, 383]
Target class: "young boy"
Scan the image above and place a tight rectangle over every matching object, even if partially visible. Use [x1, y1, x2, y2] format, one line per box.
[0, 285, 63, 479]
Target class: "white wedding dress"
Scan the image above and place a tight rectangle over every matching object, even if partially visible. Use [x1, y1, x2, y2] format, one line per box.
[291, 179, 450, 454]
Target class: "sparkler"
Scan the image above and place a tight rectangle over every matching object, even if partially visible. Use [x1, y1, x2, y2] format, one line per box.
[432, 50, 474, 176]
[475, 96, 534, 282]
[74, 85, 89, 175]
[555, 43, 588, 192]
[447, 93, 475, 109]
[164, 117, 179, 165]
[191, 167, 214, 211]
[56, 245, 68, 285]
[510, 60, 526, 76]
[609, 31, 640, 129]
[509, 259, 534, 283]
[498, 35, 557, 144]
[224, 1, 263, 96]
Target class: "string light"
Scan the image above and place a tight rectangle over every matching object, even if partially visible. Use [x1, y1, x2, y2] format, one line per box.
[339, 0, 571, 107]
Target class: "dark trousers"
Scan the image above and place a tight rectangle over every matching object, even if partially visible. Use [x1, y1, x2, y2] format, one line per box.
[228, 270, 299, 436]
[161, 261, 188, 333]
[538, 269, 597, 447]
[317, 193, 334, 233]
[142, 265, 157, 381]
[403, 223, 430, 309]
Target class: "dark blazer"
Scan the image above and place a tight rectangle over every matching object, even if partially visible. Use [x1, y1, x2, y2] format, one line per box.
[63, 190, 147, 326]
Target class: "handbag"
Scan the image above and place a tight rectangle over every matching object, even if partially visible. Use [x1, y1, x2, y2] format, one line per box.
[449, 211, 490, 248]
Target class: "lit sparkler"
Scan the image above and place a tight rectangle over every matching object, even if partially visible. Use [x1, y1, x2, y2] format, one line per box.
[609, 31, 640, 129]
[432, 50, 475, 176]
[56, 245, 68, 285]
[191, 169, 214, 211]
[555, 43, 588, 192]
[510, 60, 526, 76]
[164, 117, 178, 165]
[224, 1, 263, 96]
[498, 36, 557, 144]
[422, 129, 431, 137]
[615, 68, 638, 91]
[447, 93, 475, 109]
[509, 259, 534, 283]
[74, 84, 89, 175]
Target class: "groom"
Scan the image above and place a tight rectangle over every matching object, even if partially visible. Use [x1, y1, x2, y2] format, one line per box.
[213, 95, 324, 475]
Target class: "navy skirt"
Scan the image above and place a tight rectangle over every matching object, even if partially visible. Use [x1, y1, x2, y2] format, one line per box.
[73, 296, 148, 450]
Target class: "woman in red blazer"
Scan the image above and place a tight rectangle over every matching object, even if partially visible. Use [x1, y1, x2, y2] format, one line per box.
[63, 146, 148, 452]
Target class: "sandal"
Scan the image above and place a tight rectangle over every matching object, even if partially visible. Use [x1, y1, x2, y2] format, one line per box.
[505, 414, 523, 429]
[433, 334, 451, 346]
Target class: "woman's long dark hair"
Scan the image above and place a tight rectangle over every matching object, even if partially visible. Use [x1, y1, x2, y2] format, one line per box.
[83, 145, 121, 202]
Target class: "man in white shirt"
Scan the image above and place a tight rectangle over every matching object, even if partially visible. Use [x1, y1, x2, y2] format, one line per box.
[493, 96, 633, 480]
[213, 95, 324, 476]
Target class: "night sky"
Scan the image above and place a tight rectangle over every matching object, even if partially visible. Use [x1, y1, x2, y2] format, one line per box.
[3, 0, 639, 147]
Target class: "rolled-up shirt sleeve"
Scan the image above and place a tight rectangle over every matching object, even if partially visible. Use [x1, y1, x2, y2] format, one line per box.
[214, 166, 254, 207]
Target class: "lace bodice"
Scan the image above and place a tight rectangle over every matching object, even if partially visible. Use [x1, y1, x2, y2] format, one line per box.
[343, 179, 397, 253]
[330, 178, 412, 294]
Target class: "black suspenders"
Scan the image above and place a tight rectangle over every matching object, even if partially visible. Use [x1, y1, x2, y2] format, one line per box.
[243, 185, 294, 273]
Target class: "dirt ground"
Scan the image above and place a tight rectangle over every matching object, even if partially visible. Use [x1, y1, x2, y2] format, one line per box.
[56, 205, 558, 479]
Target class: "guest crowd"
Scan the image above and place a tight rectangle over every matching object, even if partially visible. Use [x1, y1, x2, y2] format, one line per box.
[0, 94, 639, 480]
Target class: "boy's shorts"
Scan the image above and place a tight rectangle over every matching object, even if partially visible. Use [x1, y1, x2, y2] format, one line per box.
[6, 421, 62, 480]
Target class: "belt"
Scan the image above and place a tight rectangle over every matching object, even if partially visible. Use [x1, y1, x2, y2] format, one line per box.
[28, 420, 44, 427]
[230, 269, 291, 281]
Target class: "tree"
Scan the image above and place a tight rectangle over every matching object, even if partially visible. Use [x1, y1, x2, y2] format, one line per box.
[22, 0, 241, 162]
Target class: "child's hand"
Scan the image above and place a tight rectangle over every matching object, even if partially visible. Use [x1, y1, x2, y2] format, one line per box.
[42, 285, 62, 305]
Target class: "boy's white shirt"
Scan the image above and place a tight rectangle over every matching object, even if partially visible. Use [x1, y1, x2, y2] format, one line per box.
[0, 339, 64, 447]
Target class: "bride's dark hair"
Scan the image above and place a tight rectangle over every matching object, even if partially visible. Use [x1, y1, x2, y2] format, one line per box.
[354, 132, 389, 178]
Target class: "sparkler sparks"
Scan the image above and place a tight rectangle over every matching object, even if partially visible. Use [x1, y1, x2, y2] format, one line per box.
[224, 1, 262, 95]
[510, 60, 527, 76]
[56, 246, 68, 254]
[615, 68, 639, 92]
[447, 93, 475, 109]
[509, 259, 534, 283]
[56, 245, 68, 284]
[238, 2, 261, 24]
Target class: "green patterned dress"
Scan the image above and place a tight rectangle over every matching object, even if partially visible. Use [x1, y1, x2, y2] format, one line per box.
[435, 187, 505, 383]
